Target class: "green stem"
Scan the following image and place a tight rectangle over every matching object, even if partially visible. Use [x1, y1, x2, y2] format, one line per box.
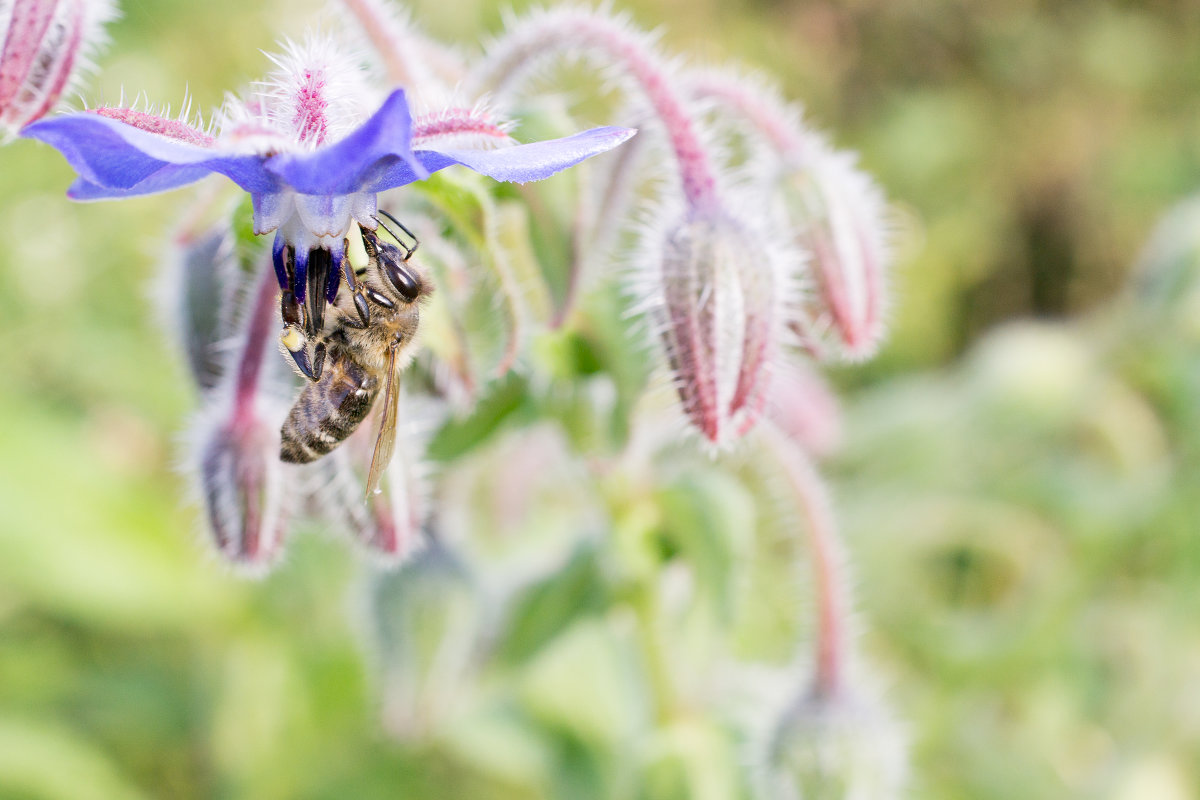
[630, 581, 675, 724]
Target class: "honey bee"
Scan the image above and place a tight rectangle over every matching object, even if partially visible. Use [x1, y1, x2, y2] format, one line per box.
[280, 215, 429, 495]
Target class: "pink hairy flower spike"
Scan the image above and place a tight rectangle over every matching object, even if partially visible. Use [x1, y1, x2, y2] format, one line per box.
[411, 106, 512, 149]
[0, 0, 117, 136]
[688, 70, 893, 361]
[254, 33, 372, 149]
[91, 106, 215, 146]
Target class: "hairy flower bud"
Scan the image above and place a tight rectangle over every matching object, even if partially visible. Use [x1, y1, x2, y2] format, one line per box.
[314, 397, 431, 565]
[761, 689, 906, 800]
[197, 407, 288, 569]
[190, 270, 291, 571]
[0, 0, 117, 135]
[155, 222, 237, 392]
[686, 70, 891, 361]
[781, 141, 890, 361]
[658, 212, 780, 445]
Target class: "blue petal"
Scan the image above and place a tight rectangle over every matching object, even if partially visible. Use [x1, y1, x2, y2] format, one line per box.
[264, 89, 425, 196]
[367, 126, 638, 191]
[22, 113, 278, 196]
[67, 167, 216, 200]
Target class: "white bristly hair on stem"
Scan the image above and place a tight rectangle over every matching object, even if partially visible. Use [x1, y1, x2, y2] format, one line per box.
[334, 0, 469, 103]
[470, 5, 720, 211]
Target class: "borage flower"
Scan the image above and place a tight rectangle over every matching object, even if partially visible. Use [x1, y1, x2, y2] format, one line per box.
[20, 36, 635, 378]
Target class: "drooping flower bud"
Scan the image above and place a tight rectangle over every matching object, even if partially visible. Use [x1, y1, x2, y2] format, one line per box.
[686, 70, 892, 361]
[363, 541, 482, 740]
[313, 393, 432, 565]
[658, 211, 781, 445]
[190, 269, 292, 571]
[197, 402, 288, 570]
[780, 140, 890, 361]
[155, 220, 238, 393]
[760, 688, 906, 800]
[0, 0, 117, 136]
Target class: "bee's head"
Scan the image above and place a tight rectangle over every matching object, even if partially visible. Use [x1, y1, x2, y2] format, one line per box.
[359, 225, 429, 306]
[378, 241, 425, 303]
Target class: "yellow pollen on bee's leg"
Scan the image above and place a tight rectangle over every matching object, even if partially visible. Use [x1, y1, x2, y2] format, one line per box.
[281, 325, 306, 352]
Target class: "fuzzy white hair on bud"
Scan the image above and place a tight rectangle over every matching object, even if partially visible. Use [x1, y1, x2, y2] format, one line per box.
[0, 0, 120, 135]
[784, 138, 892, 361]
[187, 399, 290, 575]
[410, 102, 514, 151]
[756, 686, 908, 800]
[622, 190, 798, 448]
[252, 32, 375, 149]
[685, 67, 894, 362]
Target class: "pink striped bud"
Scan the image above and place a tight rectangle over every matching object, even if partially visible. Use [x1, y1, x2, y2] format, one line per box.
[782, 141, 890, 361]
[191, 270, 290, 571]
[0, 0, 117, 135]
[659, 211, 780, 445]
[686, 71, 892, 361]
[198, 405, 288, 570]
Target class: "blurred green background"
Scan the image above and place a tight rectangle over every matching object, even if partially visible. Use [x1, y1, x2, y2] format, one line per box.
[2, 0, 1199, 797]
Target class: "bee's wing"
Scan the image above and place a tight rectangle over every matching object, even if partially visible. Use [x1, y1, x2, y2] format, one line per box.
[365, 344, 402, 498]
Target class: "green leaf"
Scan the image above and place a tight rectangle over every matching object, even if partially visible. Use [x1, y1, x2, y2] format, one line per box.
[655, 470, 756, 623]
[494, 544, 611, 666]
[427, 373, 532, 462]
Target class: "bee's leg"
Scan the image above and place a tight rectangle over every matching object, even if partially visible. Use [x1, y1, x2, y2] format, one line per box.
[277, 242, 318, 382]
[341, 250, 371, 328]
[280, 324, 316, 381]
[312, 340, 327, 379]
[356, 226, 403, 309]
[364, 287, 395, 310]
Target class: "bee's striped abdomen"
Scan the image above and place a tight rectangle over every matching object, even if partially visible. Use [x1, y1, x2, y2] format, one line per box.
[280, 354, 379, 463]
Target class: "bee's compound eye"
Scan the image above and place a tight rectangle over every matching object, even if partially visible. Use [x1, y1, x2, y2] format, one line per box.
[384, 261, 422, 303]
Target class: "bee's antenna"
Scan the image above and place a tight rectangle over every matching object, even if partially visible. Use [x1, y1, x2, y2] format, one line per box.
[375, 210, 420, 261]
